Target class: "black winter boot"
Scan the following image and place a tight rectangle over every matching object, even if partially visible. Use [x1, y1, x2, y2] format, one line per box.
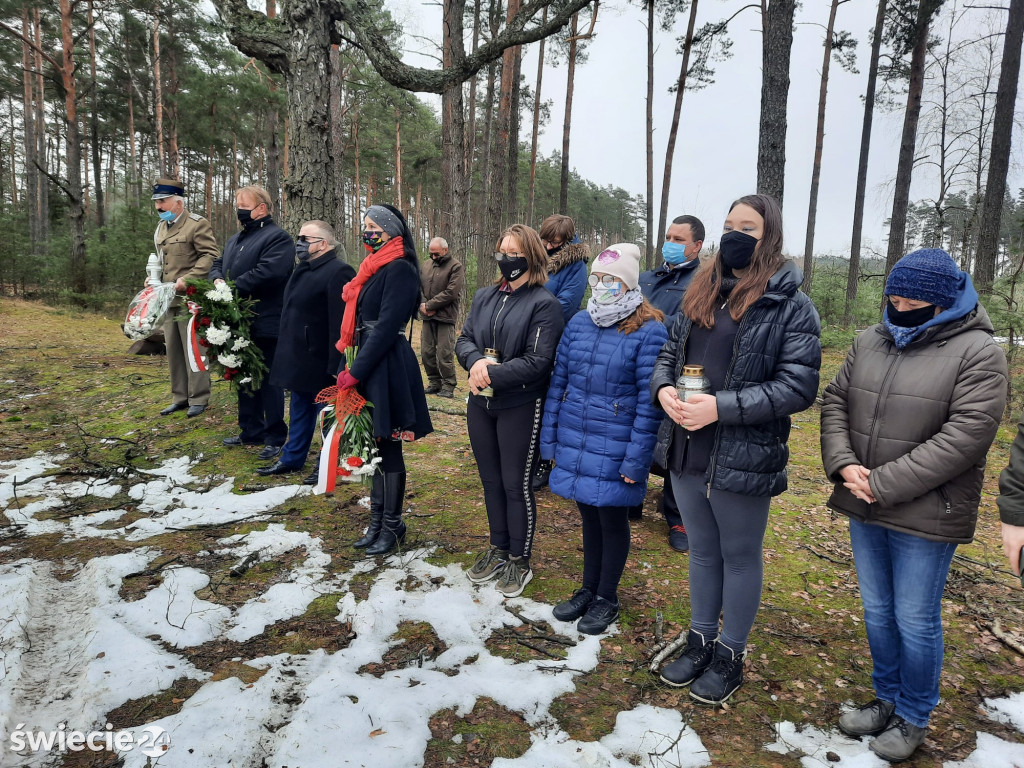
[353, 471, 386, 549]
[366, 472, 407, 555]
[689, 642, 745, 705]
[659, 629, 716, 687]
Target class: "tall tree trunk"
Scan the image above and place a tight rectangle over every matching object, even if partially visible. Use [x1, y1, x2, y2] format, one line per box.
[395, 108, 403, 211]
[88, 0, 105, 236]
[644, 0, 654, 269]
[506, 42, 523, 222]
[657, 0, 699, 264]
[440, 0, 470, 261]
[801, 0, 842, 293]
[206, 102, 216, 213]
[757, 0, 796, 204]
[845, 0, 886, 323]
[464, 0, 482, 256]
[166, 16, 180, 178]
[527, 7, 546, 225]
[20, 7, 39, 252]
[266, 0, 282, 214]
[975, 0, 1024, 292]
[59, 0, 88, 295]
[329, 44, 346, 237]
[488, 0, 519, 244]
[353, 106, 361, 242]
[153, 6, 164, 175]
[884, 0, 937, 277]
[559, 13, 579, 214]
[34, 8, 47, 240]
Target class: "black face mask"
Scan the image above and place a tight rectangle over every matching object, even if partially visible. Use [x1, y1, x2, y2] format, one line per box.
[546, 242, 566, 257]
[237, 208, 253, 225]
[887, 300, 936, 328]
[498, 257, 529, 282]
[295, 241, 311, 261]
[719, 231, 758, 270]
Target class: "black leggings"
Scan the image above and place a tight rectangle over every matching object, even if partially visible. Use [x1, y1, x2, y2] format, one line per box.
[578, 502, 631, 603]
[467, 397, 543, 558]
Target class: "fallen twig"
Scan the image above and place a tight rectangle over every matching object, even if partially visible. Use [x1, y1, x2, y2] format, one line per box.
[989, 618, 1024, 656]
[124, 554, 183, 579]
[516, 638, 565, 659]
[798, 543, 848, 565]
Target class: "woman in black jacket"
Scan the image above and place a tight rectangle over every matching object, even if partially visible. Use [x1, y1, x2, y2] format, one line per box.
[335, 204, 433, 556]
[650, 194, 820, 705]
[456, 224, 565, 598]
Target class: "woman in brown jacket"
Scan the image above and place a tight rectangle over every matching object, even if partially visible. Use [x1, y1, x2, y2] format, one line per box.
[820, 248, 1007, 762]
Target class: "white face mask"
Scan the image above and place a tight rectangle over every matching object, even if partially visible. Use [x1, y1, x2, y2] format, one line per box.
[591, 282, 624, 305]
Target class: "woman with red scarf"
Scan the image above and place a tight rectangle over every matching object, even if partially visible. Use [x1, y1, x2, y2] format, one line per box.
[336, 204, 433, 555]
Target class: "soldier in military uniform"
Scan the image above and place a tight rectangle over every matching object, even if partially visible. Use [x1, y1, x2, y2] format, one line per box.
[151, 178, 219, 418]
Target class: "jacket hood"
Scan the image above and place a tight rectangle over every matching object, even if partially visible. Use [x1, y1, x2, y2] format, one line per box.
[548, 241, 589, 275]
[880, 272, 989, 346]
[756, 259, 804, 303]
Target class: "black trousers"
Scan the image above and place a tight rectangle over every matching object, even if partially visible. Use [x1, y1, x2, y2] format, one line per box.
[467, 397, 543, 559]
[237, 336, 287, 446]
[578, 502, 631, 603]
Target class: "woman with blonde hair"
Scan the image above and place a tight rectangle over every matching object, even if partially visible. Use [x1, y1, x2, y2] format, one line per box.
[456, 224, 565, 597]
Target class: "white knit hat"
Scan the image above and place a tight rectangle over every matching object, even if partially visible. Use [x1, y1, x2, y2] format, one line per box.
[592, 243, 642, 290]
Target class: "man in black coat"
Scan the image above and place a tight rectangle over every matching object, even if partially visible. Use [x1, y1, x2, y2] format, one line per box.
[258, 221, 355, 483]
[637, 214, 705, 552]
[210, 185, 294, 459]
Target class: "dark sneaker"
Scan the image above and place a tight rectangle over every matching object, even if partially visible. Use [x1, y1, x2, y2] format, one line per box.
[689, 643, 745, 705]
[869, 716, 927, 762]
[659, 629, 716, 687]
[669, 524, 689, 552]
[839, 698, 895, 737]
[495, 556, 532, 598]
[576, 596, 619, 635]
[437, 388, 455, 398]
[552, 587, 594, 622]
[424, 383, 441, 394]
[467, 546, 509, 583]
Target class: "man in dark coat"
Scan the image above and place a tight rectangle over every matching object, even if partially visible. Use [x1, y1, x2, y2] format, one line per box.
[637, 214, 705, 552]
[210, 185, 294, 459]
[420, 236, 465, 398]
[258, 220, 355, 483]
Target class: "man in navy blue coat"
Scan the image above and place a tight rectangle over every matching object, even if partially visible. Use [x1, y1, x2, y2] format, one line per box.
[637, 214, 705, 552]
[257, 221, 355, 483]
[210, 185, 294, 459]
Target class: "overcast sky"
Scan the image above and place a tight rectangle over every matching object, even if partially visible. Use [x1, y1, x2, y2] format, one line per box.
[386, 0, 1023, 256]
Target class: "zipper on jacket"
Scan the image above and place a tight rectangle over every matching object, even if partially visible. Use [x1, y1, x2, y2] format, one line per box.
[866, 349, 903, 468]
[939, 485, 951, 514]
[491, 294, 510, 344]
[705, 312, 749, 497]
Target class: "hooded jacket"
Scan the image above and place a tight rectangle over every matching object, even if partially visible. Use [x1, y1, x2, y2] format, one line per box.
[649, 261, 821, 497]
[544, 241, 590, 323]
[821, 279, 1008, 543]
[638, 258, 701, 322]
[998, 412, 1024, 527]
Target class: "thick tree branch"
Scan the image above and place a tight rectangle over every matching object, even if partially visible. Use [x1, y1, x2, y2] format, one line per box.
[34, 158, 78, 203]
[0, 20, 62, 70]
[332, 0, 597, 93]
[210, 0, 291, 75]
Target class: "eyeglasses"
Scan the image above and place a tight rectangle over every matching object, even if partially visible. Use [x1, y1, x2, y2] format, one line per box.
[588, 274, 621, 288]
[493, 251, 525, 262]
[297, 235, 324, 244]
[542, 240, 564, 249]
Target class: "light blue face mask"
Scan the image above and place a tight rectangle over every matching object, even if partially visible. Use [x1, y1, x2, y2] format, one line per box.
[591, 282, 624, 304]
[158, 210, 177, 223]
[662, 241, 689, 265]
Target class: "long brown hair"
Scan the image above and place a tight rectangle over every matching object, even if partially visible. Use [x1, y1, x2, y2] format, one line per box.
[682, 194, 786, 328]
[618, 299, 664, 335]
[495, 224, 548, 287]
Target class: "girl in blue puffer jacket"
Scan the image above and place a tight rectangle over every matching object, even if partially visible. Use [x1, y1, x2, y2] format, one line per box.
[540, 243, 668, 635]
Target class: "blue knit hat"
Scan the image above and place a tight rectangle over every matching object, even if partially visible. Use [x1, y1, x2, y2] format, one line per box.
[884, 248, 960, 308]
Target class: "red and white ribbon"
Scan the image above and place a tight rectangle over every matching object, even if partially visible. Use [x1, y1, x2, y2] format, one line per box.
[315, 420, 343, 494]
[185, 301, 208, 373]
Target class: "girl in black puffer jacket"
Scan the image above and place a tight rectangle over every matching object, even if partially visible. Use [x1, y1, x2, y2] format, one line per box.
[649, 194, 821, 706]
[456, 224, 564, 599]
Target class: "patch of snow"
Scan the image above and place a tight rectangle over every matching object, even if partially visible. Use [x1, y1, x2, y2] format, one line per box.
[764, 722, 885, 767]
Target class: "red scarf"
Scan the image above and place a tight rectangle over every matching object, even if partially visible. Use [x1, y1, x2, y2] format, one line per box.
[336, 236, 406, 353]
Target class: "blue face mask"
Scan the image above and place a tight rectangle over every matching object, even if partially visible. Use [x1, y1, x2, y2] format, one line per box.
[662, 241, 689, 265]
[158, 210, 177, 223]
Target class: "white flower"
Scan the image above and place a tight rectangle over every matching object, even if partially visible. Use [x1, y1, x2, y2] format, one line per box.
[239, 376, 252, 385]
[231, 337, 251, 352]
[217, 352, 241, 368]
[205, 283, 234, 303]
[205, 325, 232, 346]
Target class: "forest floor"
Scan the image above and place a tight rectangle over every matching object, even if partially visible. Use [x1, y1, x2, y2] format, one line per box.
[2, 297, 1024, 768]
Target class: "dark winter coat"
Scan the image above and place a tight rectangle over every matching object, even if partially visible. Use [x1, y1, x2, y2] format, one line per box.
[544, 242, 590, 323]
[210, 216, 294, 338]
[638, 259, 701, 322]
[420, 253, 465, 325]
[455, 283, 565, 410]
[270, 250, 355, 393]
[998, 411, 1024, 527]
[650, 261, 821, 497]
[821, 301, 1007, 543]
[346, 257, 433, 441]
[541, 311, 668, 507]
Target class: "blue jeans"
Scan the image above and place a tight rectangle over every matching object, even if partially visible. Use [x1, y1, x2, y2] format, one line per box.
[280, 390, 324, 469]
[848, 518, 957, 728]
